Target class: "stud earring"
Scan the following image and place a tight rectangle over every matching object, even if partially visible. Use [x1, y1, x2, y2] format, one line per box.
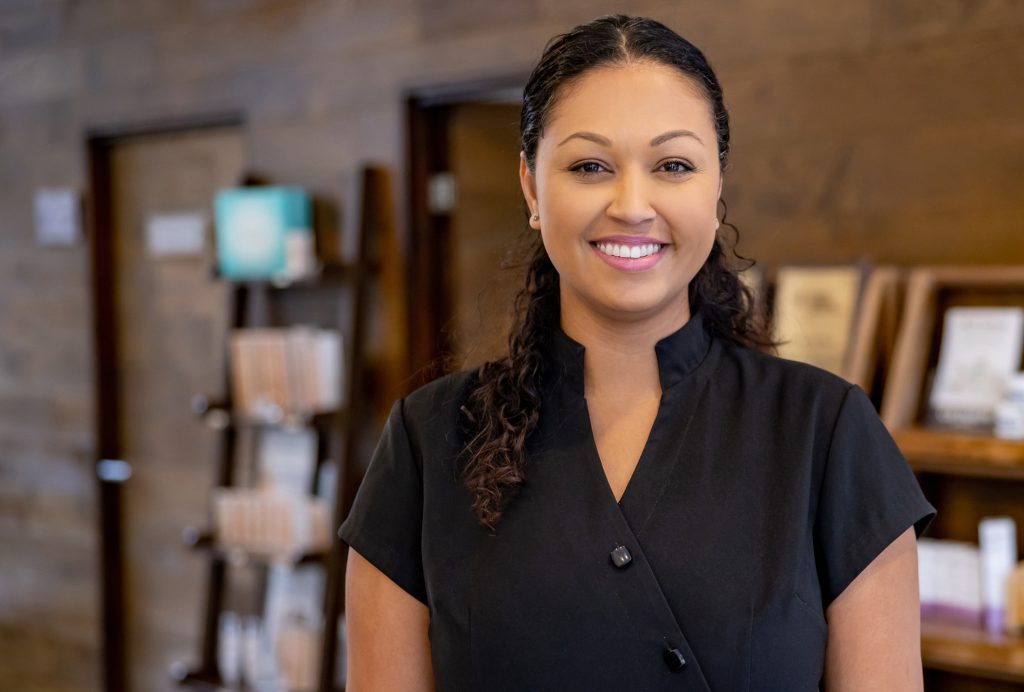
[531, 212, 540, 222]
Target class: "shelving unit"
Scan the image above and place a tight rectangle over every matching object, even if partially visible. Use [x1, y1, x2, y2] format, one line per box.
[173, 273, 360, 692]
[896, 428, 1024, 480]
[880, 266, 1024, 690]
[921, 618, 1024, 684]
[173, 167, 395, 692]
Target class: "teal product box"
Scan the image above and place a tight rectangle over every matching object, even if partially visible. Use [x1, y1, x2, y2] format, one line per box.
[214, 186, 315, 281]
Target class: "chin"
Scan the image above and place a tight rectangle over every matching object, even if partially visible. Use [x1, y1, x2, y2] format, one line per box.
[596, 294, 684, 322]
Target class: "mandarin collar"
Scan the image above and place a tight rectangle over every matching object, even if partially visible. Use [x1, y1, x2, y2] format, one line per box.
[547, 311, 712, 397]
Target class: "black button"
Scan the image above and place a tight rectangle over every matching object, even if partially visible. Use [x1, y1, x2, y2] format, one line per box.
[663, 646, 686, 671]
[609, 545, 632, 568]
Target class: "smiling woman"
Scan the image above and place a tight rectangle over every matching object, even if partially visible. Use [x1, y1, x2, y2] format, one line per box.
[341, 14, 935, 692]
[521, 62, 721, 326]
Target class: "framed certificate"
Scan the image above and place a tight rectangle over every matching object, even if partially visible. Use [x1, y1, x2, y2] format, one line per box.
[882, 266, 1024, 433]
[772, 265, 866, 376]
[928, 307, 1024, 429]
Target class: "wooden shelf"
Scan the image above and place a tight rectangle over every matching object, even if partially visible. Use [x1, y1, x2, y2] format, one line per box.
[922, 618, 1024, 683]
[224, 409, 343, 431]
[172, 662, 344, 692]
[210, 261, 362, 287]
[182, 528, 327, 567]
[894, 427, 1024, 480]
[209, 260, 384, 288]
[190, 395, 344, 432]
[169, 660, 221, 688]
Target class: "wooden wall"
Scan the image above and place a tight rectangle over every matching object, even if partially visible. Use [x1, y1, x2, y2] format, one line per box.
[0, 0, 1022, 689]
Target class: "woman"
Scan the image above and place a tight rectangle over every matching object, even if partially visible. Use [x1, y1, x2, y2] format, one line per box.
[342, 14, 935, 691]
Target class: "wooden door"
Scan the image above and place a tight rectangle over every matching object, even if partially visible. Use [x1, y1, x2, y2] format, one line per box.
[449, 102, 526, 369]
[406, 97, 525, 376]
[93, 125, 244, 691]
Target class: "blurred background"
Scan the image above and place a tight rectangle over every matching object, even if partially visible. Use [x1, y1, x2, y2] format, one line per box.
[1, 0, 1023, 691]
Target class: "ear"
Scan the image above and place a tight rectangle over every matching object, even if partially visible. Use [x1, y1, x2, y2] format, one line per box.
[519, 151, 540, 230]
[715, 175, 724, 229]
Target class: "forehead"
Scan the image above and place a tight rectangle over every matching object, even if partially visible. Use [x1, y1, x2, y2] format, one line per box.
[543, 62, 716, 142]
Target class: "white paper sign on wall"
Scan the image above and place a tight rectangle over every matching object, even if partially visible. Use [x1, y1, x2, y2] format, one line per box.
[145, 211, 207, 258]
[34, 187, 82, 246]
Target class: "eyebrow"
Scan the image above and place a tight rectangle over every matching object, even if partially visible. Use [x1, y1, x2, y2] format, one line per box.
[651, 129, 703, 147]
[557, 129, 704, 147]
[558, 131, 611, 147]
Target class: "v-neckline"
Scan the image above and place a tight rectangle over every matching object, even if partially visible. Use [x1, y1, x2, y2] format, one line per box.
[582, 392, 664, 507]
[543, 311, 716, 530]
[579, 372, 713, 535]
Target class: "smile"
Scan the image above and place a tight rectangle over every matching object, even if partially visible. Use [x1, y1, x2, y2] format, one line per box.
[593, 242, 663, 259]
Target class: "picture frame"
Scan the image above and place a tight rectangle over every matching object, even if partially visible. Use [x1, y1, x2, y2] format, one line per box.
[844, 266, 903, 400]
[882, 267, 1024, 430]
[770, 262, 869, 381]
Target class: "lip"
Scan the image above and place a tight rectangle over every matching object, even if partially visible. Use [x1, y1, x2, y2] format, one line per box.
[590, 238, 666, 273]
[590, 235, 666, 246]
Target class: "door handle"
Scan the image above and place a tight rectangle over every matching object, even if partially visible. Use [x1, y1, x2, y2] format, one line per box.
[96, 458, 133, 483]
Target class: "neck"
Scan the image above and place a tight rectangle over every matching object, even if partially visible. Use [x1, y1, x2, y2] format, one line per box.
[560, 296, 692, 401]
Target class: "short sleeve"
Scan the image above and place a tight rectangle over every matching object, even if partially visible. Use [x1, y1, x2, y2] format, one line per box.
[815, 385, 936, 608]
[338, 399, 427, 604]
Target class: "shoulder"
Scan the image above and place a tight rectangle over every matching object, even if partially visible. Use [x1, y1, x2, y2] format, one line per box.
[396, 368, 478, 453]
[704, 335, 864, 444]
[716, 338, 854, 401]
[403, 368, 477, 419]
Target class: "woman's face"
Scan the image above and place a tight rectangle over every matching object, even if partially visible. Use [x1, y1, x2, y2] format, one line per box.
[520, 61, 722, 330]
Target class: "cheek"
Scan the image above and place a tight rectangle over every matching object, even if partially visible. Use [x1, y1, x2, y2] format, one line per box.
[538, 226, 577, 277]
[538, 193, 603, 247]
[662, 192, 718, 236]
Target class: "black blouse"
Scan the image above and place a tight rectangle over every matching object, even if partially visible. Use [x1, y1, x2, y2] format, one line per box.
[340, 312, 936, 691]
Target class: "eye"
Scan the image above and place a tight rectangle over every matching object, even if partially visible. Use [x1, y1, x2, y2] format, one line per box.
[568, 161, 610, 178]
[659, 160, 696, 176]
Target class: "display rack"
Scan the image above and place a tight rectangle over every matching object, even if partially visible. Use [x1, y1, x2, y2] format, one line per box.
[845, 266, 902, 401]
[921, 617, 1024, 685]
[880, 266, 1024, 689]
[172, 167, 393, 692]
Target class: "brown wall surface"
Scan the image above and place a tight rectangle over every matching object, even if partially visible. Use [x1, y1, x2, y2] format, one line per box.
[1, 0, 1022, 689]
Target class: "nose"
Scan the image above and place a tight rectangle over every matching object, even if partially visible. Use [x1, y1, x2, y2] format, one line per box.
[606, 167, 656, 226]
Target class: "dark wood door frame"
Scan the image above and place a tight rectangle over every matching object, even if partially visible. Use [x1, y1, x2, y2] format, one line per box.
[403, 75, 525, 388]
[85, 112, 243, 692]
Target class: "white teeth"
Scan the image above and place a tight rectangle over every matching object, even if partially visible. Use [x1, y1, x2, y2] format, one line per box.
[595, 242, 661, 259]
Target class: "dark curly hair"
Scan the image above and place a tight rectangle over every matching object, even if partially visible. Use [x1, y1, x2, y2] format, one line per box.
[461, 14, 774, 531]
